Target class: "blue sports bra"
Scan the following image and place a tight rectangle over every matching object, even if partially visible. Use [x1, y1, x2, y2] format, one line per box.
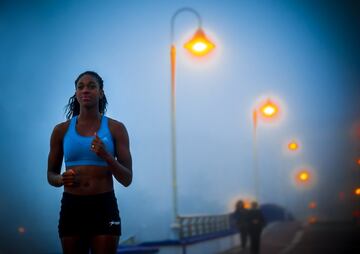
[63, 115, 115, 167]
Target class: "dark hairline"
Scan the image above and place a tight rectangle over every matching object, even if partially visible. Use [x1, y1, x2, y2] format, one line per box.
[74, 71, 104, 89]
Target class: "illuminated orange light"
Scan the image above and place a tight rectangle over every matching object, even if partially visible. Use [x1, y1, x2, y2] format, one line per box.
[297, 170, 310, 183]
[308, 201, 317, 209]
[300, 173, 308, 181]
[357, 159, 360, 165]
[193, 42, 207, 51]
[355, 188, 360, 196]
[259, 99, 279, 119]
[184, 28, 215, 57]
[288, 141, 299, 151]
[243, 199, 252, 209]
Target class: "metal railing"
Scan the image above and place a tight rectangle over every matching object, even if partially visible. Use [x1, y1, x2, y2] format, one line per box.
[178, 214, 232, 239]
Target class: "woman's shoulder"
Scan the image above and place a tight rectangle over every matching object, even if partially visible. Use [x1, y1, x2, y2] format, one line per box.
[107, 116, 126, 130]
[52, 119, 71, 137]
[106, 116, 129, 138]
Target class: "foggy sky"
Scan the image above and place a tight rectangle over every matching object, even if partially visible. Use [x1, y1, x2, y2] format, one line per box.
[0, 0, 359, 253]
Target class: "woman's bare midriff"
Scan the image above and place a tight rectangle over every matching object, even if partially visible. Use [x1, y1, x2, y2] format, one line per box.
[64, 165, 114, 195]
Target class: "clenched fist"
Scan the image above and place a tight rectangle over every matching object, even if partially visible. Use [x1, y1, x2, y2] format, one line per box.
[61, 169, 77, 187]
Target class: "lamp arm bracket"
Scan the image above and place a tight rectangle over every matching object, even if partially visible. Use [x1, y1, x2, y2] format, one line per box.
[171, 7, 203, 44]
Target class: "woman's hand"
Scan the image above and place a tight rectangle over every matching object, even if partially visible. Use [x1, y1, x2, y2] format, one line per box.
[61, 169, 76, 187]
[91, 132, 110, 160]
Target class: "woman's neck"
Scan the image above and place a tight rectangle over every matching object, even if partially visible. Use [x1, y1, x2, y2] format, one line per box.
[78, 108, 102, 122]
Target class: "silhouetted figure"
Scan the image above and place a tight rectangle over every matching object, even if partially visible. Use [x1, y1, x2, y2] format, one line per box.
[248, 201, 266, 254]
[232, 200, 249, 250]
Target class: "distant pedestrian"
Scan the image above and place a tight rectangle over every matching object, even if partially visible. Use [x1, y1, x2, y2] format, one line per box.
[231, 200, 249, 250]
[248, 201, 266, 254]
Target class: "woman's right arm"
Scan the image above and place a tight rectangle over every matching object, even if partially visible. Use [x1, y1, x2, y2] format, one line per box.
[47, 124, 65, 187]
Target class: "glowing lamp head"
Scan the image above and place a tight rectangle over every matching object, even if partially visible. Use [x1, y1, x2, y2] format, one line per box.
[297, 170, 310, 182]
[184, 28, 215, 56]
[288, 141, 299, 151]
[355, 188, 360, 196]
[259, 99, 279, 119]
[357, 159, 360, 165]
[192, 42, 207, 52]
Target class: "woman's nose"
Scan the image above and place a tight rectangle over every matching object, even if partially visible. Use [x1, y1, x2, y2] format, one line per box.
[82, 87, 91, 93]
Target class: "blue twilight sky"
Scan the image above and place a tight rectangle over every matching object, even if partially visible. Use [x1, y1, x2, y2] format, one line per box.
[0, 0, 359, 253]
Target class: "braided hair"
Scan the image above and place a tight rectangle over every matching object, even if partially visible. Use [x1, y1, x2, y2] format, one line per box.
[65, 71, 108, 119]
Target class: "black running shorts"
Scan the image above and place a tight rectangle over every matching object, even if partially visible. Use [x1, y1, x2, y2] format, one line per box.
[58, 191, 121, 238]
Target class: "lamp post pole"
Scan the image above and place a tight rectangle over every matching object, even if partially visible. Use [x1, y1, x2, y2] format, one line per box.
[253, 109, 259, 202]
[170, 8, 203, 224]
[252, 99, 280, 202]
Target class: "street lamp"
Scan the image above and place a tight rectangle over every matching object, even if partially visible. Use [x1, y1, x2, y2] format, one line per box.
[288, 140, 299, 151]
[280, 138, 301, 214]
[258, 99, 280, 121]
[170, 7, 215, 225]
[252, 98, 281, 201]
[292, 167, 316, 221]
[297, 170, 310, 183]
[356, 158, 360, 166]
[354, 188, 360, 224]
[184, 28, 215, 56]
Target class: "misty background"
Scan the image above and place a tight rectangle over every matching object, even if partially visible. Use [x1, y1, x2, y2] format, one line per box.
[0, 0, 359, 253]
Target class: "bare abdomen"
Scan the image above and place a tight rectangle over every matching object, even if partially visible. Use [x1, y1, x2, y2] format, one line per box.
[64, 165, 114, 195]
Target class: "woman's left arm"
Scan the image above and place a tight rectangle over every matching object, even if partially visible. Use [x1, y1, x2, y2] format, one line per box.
[92, 120, 133, 187]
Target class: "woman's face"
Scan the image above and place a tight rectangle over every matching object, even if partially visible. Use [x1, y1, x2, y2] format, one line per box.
[75, 74, 103, 109]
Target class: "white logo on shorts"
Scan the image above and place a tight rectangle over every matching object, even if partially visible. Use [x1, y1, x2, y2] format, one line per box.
[109, 221, 120, 226]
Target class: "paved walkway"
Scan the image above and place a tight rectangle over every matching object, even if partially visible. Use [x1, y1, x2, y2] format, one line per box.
[219, 221, 303, 254]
